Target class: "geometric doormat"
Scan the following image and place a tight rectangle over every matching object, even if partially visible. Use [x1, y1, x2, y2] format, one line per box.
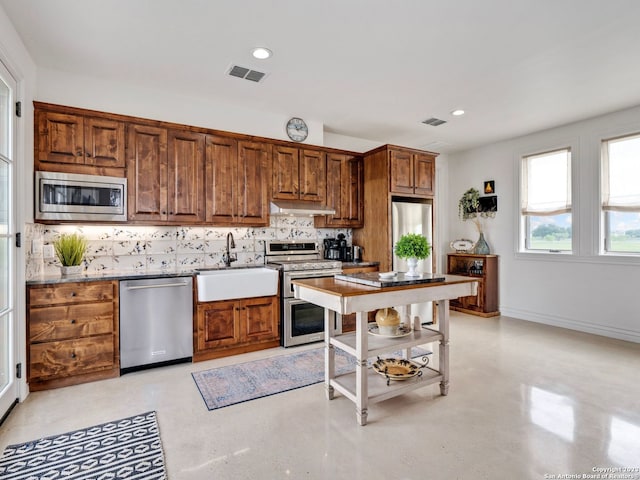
[0, 411, 166, 479]
[192, 346, 431, 411]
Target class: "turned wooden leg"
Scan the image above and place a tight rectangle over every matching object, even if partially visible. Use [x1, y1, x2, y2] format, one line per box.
[325, 309, 336, 400]
[357, 407, 368, 426]
[438, 299, 450, 396]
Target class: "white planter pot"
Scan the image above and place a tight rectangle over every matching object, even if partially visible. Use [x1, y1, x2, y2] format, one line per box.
[405, 257, 420, 277]
[60, 265, 83, 276]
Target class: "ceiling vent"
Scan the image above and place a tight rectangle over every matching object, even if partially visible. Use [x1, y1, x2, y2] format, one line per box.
[422, 117, 447, 127]
[227, 65, 267, 83]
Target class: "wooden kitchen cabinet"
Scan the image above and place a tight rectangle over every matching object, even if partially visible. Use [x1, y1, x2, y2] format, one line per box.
[194, 295, 279, 361]
[352, 144, 439, 272]
[447, 253, 499, 317]
[127, 125, 205, 223]
[315, 153, 363, 228]
[205, 136, 271, 226]
[272, 146, 326, 202]
[35, 105, 125, 176]
[389, 148, 435, 197]
[27, 281, 120, 390]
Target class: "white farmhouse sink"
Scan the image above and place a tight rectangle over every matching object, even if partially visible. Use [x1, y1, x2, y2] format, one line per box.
[196, 267, 279, 302]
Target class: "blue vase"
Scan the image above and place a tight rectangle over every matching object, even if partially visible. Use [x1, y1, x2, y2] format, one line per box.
[474, 233, 490, 254]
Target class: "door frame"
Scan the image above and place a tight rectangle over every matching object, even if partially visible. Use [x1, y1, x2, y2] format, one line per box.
[0, 51, 28, 422]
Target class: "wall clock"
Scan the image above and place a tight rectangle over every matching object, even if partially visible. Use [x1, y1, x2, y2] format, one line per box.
[286, 117, 308, 142]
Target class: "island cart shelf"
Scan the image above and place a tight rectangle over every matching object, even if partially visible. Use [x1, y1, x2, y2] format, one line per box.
[292, 274, 478, 426]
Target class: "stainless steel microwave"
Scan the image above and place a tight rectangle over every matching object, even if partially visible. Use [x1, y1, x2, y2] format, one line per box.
[35, 171, 127, 222]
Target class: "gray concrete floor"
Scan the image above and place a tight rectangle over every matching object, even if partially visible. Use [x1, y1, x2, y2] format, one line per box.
[2, 312, 640, 479]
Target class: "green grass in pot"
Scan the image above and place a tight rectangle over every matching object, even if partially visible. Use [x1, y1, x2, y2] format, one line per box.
[53, 233, 88, 266]
[394, 233, 431, 259]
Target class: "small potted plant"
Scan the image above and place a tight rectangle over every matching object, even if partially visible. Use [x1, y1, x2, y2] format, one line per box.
[53, 233, 88, 276]
[394, 233, 431, 277]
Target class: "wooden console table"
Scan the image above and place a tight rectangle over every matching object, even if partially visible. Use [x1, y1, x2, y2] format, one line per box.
[292, 275, 478, 425]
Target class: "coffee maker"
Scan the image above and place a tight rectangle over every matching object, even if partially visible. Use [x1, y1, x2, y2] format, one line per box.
[323, 235, 352, 261]
[323, 238, 341, 260]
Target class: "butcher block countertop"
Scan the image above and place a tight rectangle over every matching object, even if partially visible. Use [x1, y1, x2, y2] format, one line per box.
[292, 274, 478, 315]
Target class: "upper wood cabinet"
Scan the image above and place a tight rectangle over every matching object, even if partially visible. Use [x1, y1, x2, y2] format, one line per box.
[206, 136, 270, 226]
[315, 153, 363, 228]
[272, 146, 326, 203]
[36, 108, 125, 175]
[389, 148, 435, 197]
[127, 124, 205, 223]
[351, 145, 438, 270]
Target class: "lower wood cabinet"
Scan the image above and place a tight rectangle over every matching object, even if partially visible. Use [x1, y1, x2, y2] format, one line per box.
[27, 281, 120, 390]
[194, 295, 279, 361]
[447, 253, 499, 317]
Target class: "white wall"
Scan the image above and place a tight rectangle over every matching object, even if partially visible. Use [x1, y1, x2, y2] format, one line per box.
[36, 67, 375, 154]
[0, 4, 37, 400]
[447, 105, 640, 343]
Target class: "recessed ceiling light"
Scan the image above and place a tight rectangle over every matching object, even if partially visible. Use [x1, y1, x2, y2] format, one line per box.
[451, 109, 465, 116]
[252, 47, 272, 60]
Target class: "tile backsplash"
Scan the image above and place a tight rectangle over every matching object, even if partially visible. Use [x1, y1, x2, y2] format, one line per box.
[25, 216, 351, 280]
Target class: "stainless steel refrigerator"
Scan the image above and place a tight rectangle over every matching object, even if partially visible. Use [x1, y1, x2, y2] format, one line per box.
[392, 200, 434, 323]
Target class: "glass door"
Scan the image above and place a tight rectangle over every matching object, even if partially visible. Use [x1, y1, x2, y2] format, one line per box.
[0, 59, 17, 419]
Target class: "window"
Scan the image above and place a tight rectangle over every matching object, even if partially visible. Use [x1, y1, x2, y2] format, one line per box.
[602, 133, 640, 254]
[521, 148, 572, 252]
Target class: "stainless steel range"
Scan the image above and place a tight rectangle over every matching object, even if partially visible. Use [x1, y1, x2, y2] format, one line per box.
[265, 241, 342, 347]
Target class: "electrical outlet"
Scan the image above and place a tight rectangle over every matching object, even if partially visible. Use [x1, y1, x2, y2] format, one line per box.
[31, 240, 43, 255]
[43, 244, 55, 258]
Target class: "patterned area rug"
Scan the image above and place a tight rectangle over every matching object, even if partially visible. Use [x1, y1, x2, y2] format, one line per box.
[192, 346, 431, 411]
[0, 411, 166, 480]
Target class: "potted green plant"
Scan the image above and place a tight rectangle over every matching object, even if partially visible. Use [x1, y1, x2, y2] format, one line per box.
[394, 233, 431, 277]
[53, 233, 88, 276]
[458, 187, 494, 254]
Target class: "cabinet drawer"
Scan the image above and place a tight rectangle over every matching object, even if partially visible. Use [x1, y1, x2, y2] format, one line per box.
[29, 282, 114, 306]
[29, 334, 115, 381]
[29, 302, 114, 343]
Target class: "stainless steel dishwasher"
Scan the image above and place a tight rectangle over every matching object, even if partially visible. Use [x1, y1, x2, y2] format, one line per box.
[120, 276, 193, 373]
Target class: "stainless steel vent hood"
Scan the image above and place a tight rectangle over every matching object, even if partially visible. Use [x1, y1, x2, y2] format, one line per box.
[270, 200, 336, 216]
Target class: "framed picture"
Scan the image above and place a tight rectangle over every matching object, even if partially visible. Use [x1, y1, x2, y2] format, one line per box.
[478, 195, 497, 213]
[484, 181, 495, 194]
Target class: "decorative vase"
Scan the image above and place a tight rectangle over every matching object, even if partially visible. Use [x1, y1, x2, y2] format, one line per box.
[60, 265, 83, 276]
[375, 307, 401, 336]
[474, 233, 490, 254]
[405, 257, 420, 277]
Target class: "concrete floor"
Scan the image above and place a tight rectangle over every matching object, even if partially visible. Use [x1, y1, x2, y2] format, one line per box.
[1, 312, 640, 479]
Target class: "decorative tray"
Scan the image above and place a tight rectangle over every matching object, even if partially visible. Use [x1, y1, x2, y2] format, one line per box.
[372, 357, 422, 384]
[368, 324, 412, 338]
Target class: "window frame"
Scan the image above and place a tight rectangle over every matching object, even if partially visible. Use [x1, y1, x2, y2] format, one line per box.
[600, 132, 640, 256]
[518, 145, 575, 255]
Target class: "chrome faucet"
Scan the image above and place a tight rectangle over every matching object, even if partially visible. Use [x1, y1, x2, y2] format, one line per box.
[223, 232, 237, 267]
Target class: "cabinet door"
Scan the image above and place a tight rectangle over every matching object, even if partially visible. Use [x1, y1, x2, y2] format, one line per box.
[389, 149, 414, 194]
[241, 296, 278, 343]
[272, 145, 299, 200]
[414, 153, 435, 197]
[323, 153, 345, 225]
[299, 149, 326, 202]
[342, 156, 363, 226]
[205, 135, 238, 224]
[127, 124, 168, 222]
[167, 130, 205, 223]
[84, 117, 125, 168]
[322, 154, 363, 227]
[196, 300, 240, 351]
[30, 335, 116, 381]
[237, 140, 270, 225]
[37, 111, 84, 165]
